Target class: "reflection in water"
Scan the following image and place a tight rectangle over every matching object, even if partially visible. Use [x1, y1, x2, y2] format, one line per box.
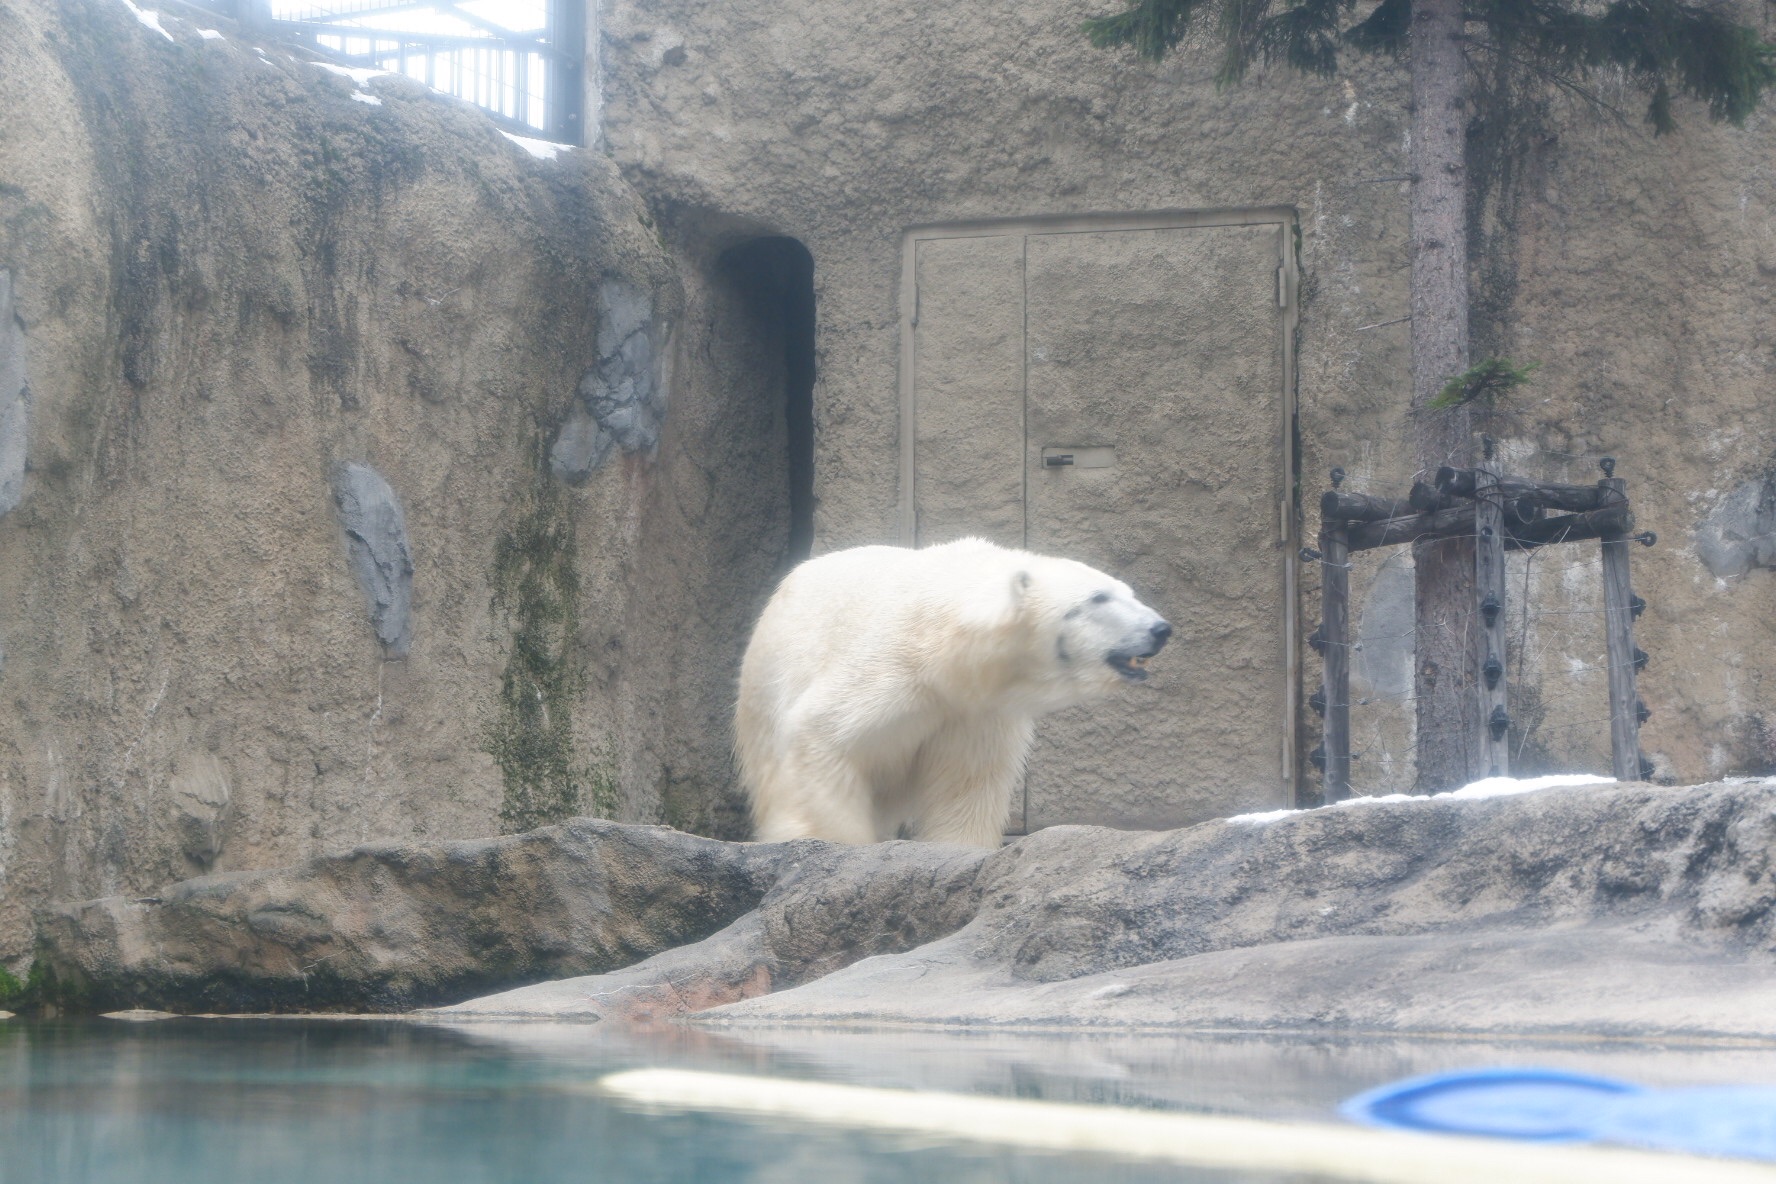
[2, 1018, 1773, 1183]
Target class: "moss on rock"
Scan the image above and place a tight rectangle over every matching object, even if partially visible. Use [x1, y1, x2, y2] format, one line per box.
[485, 468, 589, 834]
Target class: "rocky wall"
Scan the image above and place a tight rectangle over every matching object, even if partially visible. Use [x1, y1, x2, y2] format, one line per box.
[0, 0, 795, 964]
[597, 0, 1776, 796]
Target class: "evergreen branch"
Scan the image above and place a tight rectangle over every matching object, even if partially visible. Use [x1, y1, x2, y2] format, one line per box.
[1428, 358, 1542, 410]
[1345, 0, 1411, 56]
[1084, 0, 1216, 60]
[1590, 0, 1776, 128]
[1465, 37, 1634, 124]
[1261, 0, 1359, 76]
[1479, 0, 1776, 133]
[1217, 0, 1273, 85]
[1083, 0, 1774, 136]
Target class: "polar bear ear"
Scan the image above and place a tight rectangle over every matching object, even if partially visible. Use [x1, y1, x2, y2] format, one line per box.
[1010, 570, 1032, 602]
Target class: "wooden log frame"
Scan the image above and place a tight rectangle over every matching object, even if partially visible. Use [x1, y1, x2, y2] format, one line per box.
[1474, 454, 1510, 777]
[1505, 502, 1632, 549]
[1318, 525, 1352, 802]
[1408, 481, 1463, 513]
[1320, 490, 1415, 523]
[1329, 494, 1631, 554]
[1343, 504, 1473, 552]
[1311, 457, 1649, 793]
[1598, 472, 1645, 781]
[1435, 466, 1612, 512]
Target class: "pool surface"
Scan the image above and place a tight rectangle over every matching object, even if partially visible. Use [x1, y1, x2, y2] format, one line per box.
[3, 1017, 1774, 1183]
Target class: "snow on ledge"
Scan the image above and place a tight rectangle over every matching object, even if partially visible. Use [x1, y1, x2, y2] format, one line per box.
[500, 132, 573, 160]
[312, 62, 397, 87]
[1227, 773, 1618, 826]
[117, 0, 176, 42]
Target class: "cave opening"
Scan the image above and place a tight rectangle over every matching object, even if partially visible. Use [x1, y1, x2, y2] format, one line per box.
[719, 235, 816, 567]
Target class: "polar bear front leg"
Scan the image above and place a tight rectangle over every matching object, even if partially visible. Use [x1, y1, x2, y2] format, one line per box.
[908, 716, 1035, 848]
[749, 740, 880, 845]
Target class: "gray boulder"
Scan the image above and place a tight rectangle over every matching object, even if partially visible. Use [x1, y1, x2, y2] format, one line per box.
[548, 281, 667, 482]
[31, 821, 785, 1013]
[430, 839, 988, 1021]
[1695, 476, 1776, 578]
[330, 463, 414, 656]
[448, 780, 1776, 1039]
[33, 781, 1776, 1038]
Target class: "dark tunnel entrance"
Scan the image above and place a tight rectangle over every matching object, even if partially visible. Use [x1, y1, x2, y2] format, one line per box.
[720, 236, 816, 568]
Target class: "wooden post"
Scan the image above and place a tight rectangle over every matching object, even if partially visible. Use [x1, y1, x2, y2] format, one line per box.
[1598, 462, 1642, 781]
[1475, 443, 1509, 777]
[1320, 525, 1352, 801]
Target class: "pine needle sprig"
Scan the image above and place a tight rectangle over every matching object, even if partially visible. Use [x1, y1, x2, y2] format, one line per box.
[1428, 358, 1542, 411]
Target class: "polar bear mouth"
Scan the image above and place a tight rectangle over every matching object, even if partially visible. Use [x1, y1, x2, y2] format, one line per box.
[1107, 653, 1152, 681]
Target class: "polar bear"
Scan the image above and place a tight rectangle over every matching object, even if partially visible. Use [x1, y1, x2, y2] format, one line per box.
[736, 538, 1171, 847]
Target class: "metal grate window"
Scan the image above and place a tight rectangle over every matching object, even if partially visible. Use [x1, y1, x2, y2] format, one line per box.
[202, 0, 585, 143]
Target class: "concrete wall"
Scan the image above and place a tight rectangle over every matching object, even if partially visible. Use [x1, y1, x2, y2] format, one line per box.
[598, 0, 1776, 800]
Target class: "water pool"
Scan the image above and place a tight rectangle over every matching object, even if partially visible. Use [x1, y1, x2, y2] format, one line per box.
[3, 1018, 1773, 1183]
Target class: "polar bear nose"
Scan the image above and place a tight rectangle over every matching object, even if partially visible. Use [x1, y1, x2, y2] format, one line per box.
[1149, 620, 1173, 647]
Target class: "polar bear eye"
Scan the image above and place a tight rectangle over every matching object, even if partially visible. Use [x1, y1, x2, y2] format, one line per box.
[1090, 591, 1111, 605]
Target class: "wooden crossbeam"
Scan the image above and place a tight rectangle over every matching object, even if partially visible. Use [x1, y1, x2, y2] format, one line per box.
[1319, 490, 1416, 523]
[1435, 466, 1612, 513]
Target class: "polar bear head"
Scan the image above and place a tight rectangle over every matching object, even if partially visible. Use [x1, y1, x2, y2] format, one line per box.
[1002, 552, 1172, 710]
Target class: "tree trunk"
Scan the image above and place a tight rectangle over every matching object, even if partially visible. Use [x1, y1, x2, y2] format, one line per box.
[1408, 0, 1475, 790]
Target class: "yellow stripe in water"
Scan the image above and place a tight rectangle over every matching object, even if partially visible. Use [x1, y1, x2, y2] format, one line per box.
[594, 1068, 1776, 1184]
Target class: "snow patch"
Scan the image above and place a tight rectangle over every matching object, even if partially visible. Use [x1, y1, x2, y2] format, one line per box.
[312, 62, 395, 87]
[198, 28, 224, 40]
[310, 62, 398, 108]
[1085, 983, 1132, 1001]
[501, 131, 572, 160]
[1227, 773, 1618, 826]
[1445, 773, 1615, 800]
[117, 0, 176, 42]
[1226, 807, 1302, 825]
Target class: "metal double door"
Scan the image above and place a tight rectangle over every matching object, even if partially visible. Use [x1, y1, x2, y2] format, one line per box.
[900, 211, 1298, 831]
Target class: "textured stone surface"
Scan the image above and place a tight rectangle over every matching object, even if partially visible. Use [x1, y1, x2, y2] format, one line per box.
[704, 928, 1776, 1039]
[444, 781, 1776, 1037]
[1695, 474, 1776, 579]
[0, 0, 794, 962]
[549, 281, 670, 482]
[168, 753, 233, 869]
[0, 268, 26, 519]
[32, 821, 782, 1013]
[331, 463, 414, 656]
[34, 781, 1776, 1033]
[431, 838, 987, 1021]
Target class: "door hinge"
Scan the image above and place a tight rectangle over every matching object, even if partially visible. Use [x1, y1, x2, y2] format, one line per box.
[1275, 265, 1288, 309]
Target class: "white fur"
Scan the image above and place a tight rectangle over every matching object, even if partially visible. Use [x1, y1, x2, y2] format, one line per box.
[736, 538, 1169, 847]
